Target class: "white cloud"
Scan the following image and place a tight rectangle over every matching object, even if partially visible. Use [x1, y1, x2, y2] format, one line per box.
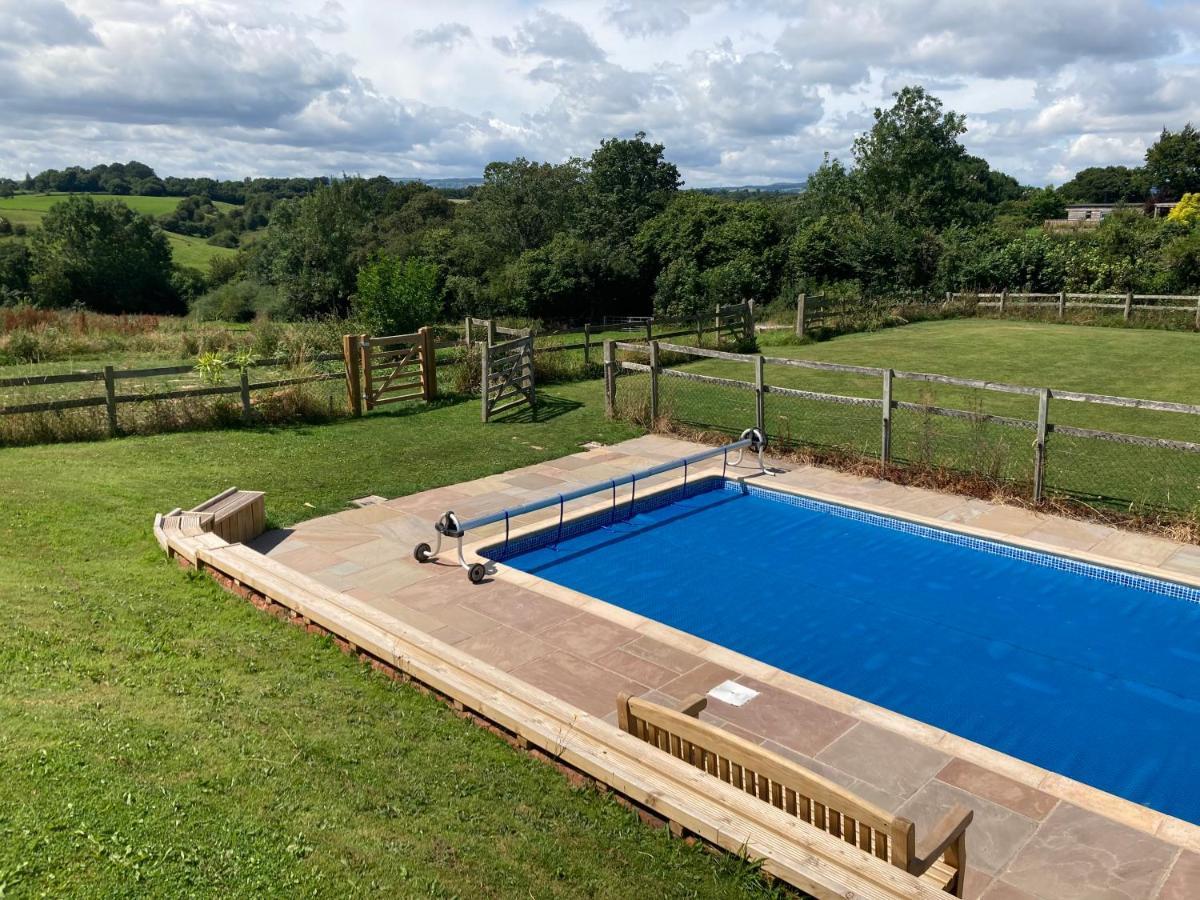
[605, 1, 692, 37]
[411, 21, 472, 50]
[493, 10, 605, 62]
[1, 0, 1199, 185]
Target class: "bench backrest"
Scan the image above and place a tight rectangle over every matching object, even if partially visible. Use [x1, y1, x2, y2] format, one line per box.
[617, 692, 916, 870]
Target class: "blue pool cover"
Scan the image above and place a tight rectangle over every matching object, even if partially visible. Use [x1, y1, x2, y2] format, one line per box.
[493, 481, 1200, 824]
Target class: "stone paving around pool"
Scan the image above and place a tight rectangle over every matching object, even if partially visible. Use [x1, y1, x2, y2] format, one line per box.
[249, 435, 1200, 900]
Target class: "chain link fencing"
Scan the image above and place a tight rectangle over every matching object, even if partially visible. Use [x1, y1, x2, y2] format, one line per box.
[606, 339, 1200, 525]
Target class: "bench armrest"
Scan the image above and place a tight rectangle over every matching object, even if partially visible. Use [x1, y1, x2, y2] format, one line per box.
[911, 804, 973, 876]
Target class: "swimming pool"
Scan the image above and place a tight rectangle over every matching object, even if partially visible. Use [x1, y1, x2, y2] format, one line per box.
[487, 478, 1200, 824]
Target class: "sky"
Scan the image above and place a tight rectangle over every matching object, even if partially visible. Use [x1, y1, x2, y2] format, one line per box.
[3, 0, 1200, 187]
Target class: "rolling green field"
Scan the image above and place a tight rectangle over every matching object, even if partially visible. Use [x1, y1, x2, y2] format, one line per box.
[0, 385, 785, 898]
[0, 193, 237, 216]
[0, 193, 241, 270]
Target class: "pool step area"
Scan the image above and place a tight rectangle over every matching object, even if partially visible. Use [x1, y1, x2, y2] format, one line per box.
[154, 495, 948, 900]
[154, 487, 265, 558]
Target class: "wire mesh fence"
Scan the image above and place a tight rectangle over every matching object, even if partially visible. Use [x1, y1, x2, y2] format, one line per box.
[889, 384, 1037, 490]
[659, 371, 757, 437]
[605, 338, 1200, 524]
[1045, 431, 1200, 515]
[765, 389, 881, 458]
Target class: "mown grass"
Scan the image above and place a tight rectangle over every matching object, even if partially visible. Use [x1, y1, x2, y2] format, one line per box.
[0, 383, 790, 898]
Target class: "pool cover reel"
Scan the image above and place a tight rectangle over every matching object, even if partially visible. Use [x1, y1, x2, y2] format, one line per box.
[414, 428, 770, 583]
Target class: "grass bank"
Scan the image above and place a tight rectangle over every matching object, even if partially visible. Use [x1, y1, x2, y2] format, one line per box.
[0, 383, 787, 897]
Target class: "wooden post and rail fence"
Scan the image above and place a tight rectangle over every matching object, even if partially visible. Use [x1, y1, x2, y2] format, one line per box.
[793, 289, 1200, 335]
[0, 353, 345, 435]
[604, 339, 1200, 505]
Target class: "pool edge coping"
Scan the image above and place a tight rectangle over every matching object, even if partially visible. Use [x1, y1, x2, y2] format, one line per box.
[476, 467, 1200, 854]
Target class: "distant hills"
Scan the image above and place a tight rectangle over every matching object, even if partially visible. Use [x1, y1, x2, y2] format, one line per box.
[393, 177, 484, 189]
[695, 181, 807, 194]
[394, 176, 807, 194]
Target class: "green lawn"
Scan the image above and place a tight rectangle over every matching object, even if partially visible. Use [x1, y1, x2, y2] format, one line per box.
[0, 384, 786, 898]
[633, 320, 1200, 512]
[0, 194, 242, 271]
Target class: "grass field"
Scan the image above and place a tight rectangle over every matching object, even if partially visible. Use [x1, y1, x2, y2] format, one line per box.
[0, 193, 237, 216]
[0, 385, 788, 898]
[0, 193, 242, 271]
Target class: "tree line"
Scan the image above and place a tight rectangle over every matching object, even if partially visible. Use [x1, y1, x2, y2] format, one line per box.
[6, 86, 1200, 326]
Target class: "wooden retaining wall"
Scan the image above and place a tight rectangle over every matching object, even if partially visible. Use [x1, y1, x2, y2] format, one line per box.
[154, 509, 944, 900]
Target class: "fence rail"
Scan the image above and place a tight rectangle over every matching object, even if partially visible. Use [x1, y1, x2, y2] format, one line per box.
[0, 352, 346, 433]
[604, 339, 1200, 516]
[959, 291, 1200, 326]
[791, 289, 1200, 335]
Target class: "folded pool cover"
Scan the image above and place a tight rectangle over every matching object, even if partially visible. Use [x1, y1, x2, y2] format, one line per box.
[498, 483, 1200, 824]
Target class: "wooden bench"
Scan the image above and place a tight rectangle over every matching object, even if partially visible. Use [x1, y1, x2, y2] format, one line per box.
[618, 692, 972, 897]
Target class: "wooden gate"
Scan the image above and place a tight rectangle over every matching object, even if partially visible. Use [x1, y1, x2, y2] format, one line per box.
[715, 302, 753, 345]
[344, 327, 436, 414]
[481, 334, 535, 422]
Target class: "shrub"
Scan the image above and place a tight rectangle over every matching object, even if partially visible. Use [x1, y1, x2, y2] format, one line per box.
[190, 280, 279, 322]
[353, 256, 441, 335]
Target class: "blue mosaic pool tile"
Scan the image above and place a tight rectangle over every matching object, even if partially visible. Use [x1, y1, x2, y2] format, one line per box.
[728, 479, 1200, 605]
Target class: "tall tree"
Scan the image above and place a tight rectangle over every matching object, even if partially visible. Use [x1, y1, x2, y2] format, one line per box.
[583, 131, 682, 245]
[852, 86, 984, 229]
[1059, 165, 1149, 203]
[1145, 125, 1200, 200]
[29, 197, 178, 313]
[459, 158, 587, 265]
[251, 179, 383, 317]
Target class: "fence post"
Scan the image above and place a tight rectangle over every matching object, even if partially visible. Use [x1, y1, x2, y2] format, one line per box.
[1123, 290, 1133, 322]
[342, 333, 362, 417]
[486, 319, 497, 345]
[1195, 296, 1200, 331]
[1057, 291, 1066, 320]
[583, 323, 591, 367]
[881, 368, 893, 465]
[744, 302, 754, 342]
[603, 339, 616, 418]
[1033, 388, 1050, 503]
[645, 319, 653, 343]
[649, 340, 660, 425]
[103, 365, 117, 437]
[999, 289, 1007, 315]
[359, 334, 373, 411]
[464, 316, 472, 348]
[480, 340, 491, 423]
[795, 293, 806, 338]
[754, 354, 765, 434]
[240, 370, 252, 422]
[419, 326, 436, 401]
[525, 335, 537, 421]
